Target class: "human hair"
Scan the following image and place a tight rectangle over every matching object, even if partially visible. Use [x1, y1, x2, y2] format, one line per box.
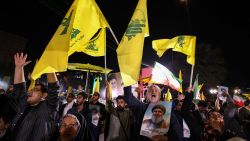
[35, 83, 48, 93]
[77, 92, 88, 99]
[107, 73, 117, 82]
[116, 95, 125, 102]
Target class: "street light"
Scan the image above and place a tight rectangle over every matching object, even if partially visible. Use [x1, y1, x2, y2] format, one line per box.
[209, 88, 218, 94]
[234, 88, 241, 94]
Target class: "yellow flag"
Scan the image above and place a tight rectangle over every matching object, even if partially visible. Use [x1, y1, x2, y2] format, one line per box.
[116, 0, 149, 86]
[198, 83, 203, 91]
[28, 78, 36, 91]
[80, 28, 106, 56]
[92, 77, 100, 94]
[69, 0, 109, 56]
[179, 70, 183, 93]
[165, 89, 172, 101]
[201, 92, 205, 101]
[152, 36, 196, 65]
[108, 82, 113, 100]
[31, 0, 109, 80]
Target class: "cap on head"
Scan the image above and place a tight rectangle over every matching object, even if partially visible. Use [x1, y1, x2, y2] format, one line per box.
[152, 104, 166, 114]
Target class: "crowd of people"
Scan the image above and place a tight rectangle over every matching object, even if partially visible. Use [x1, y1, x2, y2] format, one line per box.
[0, 52, 250, 141]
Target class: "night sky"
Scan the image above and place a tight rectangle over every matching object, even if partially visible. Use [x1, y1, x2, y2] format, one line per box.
[0, 0, 249, 88]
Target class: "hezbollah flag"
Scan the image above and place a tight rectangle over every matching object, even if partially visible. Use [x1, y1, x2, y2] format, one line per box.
[116, 0, 149, 86]
[165, 89, 172, 101]
[179, 70, 183, 93]
[31, 0, 109, 80]
[92, 76, 100, 94]
[69, 0, 109, 56]
[152, 36, 196, 65]
[81, 28, 106, 56]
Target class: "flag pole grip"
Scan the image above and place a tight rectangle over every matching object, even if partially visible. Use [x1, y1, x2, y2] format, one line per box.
[189, 65, 194, 87]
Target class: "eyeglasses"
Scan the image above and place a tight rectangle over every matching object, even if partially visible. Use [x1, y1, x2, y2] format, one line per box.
[60, 123, 79, 128]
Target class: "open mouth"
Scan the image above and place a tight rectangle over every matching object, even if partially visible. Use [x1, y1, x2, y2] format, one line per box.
[152, 94, 156, 97]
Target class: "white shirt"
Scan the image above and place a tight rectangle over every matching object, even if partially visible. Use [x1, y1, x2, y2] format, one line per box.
[62, 101, 74, 116]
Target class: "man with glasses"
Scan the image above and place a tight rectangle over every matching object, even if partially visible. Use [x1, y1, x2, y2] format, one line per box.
[3, 52, 59, 141]
[59, 113, 94, 141]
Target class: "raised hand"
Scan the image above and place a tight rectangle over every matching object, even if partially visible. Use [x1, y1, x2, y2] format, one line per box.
[14, 52, 31, 68]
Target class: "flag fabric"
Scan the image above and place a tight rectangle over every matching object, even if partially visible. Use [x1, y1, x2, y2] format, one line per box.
[92, 77, 100, 94]
[233, 94, 246, 107]
[108, 82, 113, 100]
[179, 70, 183, 93]
[116, 0, 149, 86]
[31, 0, 109, 80]
[68, 0, 109, 56]
[201, 92, 205, 101]
[193, 74, 200, 100]
[151, 62, 181, 91]
[165, 89, 172, 101]
[80, 28, 106, 56]
[152, 35, 196, 65]
[28, 78, 36, 91]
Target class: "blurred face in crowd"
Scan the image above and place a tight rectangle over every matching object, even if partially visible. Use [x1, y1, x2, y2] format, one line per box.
[152, 108, 164, 124]
[27, 85, 47, 106]
[110, 78, 118, 89]
[66, 93, 74, 103]
[59, 116, 79, 141]
[76, 95, 85, 106]
[208, 112, 224, 134]
[0, 118, 9, 137]
[91, 93, 99, 103]
[147, 85, 161, 103]
[175, 101, 183, 111]
[116, 98, 126, 110]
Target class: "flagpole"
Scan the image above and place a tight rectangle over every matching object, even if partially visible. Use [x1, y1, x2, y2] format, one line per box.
[189, 65, 194, 87]
[85, 70, 89, 92]
[108, 28, 119, 45]
[105, 27, 119, 100]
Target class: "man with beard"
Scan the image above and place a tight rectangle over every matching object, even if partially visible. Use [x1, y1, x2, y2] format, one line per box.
[59, 113, 94, 141]
[142, 104, 168, 134]
[68, 92, 92, 127]
[3, 53, 59, 141]
[124, 84, 167, 141]
[106, 95, 134, 141]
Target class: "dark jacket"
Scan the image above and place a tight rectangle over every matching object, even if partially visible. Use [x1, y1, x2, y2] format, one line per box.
[5, 82, 59, 141]
[106, 100, 134, 141]
[123, 86, 152, 141]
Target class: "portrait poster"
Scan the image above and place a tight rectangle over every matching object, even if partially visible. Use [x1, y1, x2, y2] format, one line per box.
[140, 101, 172, 138]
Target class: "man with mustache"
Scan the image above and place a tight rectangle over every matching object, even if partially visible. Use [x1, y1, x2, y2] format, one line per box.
[3, 52, 59, 141]
[142, 104, 168, 133]
[124, 84, 167, 141]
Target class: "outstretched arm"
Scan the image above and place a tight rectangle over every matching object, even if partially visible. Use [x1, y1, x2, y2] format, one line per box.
[14, 52, 31, 84]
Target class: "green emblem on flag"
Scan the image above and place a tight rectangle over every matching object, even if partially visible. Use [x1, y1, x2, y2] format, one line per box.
[125, 19, 145, 40]
[177, 36, 185, 47]
[60, 10, 73, 35]
[86, 41, 98, 51]
[71, 28, 80, 39]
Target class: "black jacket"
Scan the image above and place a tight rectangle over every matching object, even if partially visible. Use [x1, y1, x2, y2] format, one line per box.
[5, 82, 59, 141]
